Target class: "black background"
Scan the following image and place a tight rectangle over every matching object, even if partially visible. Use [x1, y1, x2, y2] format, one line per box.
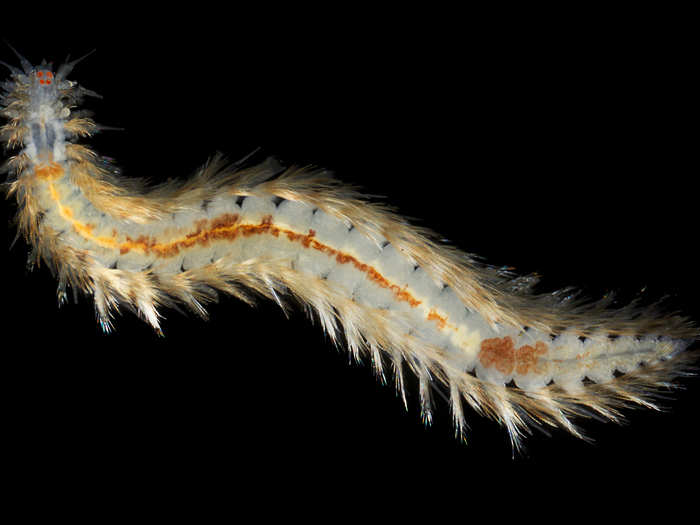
[1, 8, 698, 502]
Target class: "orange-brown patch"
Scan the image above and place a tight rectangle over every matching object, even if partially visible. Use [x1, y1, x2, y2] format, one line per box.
[514, 341, 548, 375]
[479, 337, 548, 376]
[73, 222, 95, 236]
[143, 215, 423, 308]
[34, 163, 64, 180]
[427, 309, 447, 329]
[479, 337, 516, 375]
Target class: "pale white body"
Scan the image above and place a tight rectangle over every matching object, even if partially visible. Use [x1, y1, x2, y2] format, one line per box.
[38, 166, 679, 393]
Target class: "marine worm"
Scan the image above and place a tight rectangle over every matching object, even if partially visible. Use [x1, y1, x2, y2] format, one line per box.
[1, 48, 696, 449]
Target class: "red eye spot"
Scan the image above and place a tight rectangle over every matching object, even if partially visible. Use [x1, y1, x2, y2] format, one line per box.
[46, 79, 52, 85]
[39, 79, 45, 85]
[46, 71, 54, 79]
[37, 71, 43, 78]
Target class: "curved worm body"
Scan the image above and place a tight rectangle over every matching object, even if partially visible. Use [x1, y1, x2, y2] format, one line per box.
[1, 50, 696, 448]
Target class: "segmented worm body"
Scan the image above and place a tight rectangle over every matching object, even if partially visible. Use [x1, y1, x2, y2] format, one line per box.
[1, 50, 696, 448]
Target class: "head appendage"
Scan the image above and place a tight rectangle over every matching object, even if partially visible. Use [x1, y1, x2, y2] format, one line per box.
[1, 41, 33, 75]
[1, 43, 97, 84]
[56, 49, 97, 81]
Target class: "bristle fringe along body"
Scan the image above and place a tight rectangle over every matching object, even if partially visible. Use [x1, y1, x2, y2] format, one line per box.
[1, 51, 697, 450]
